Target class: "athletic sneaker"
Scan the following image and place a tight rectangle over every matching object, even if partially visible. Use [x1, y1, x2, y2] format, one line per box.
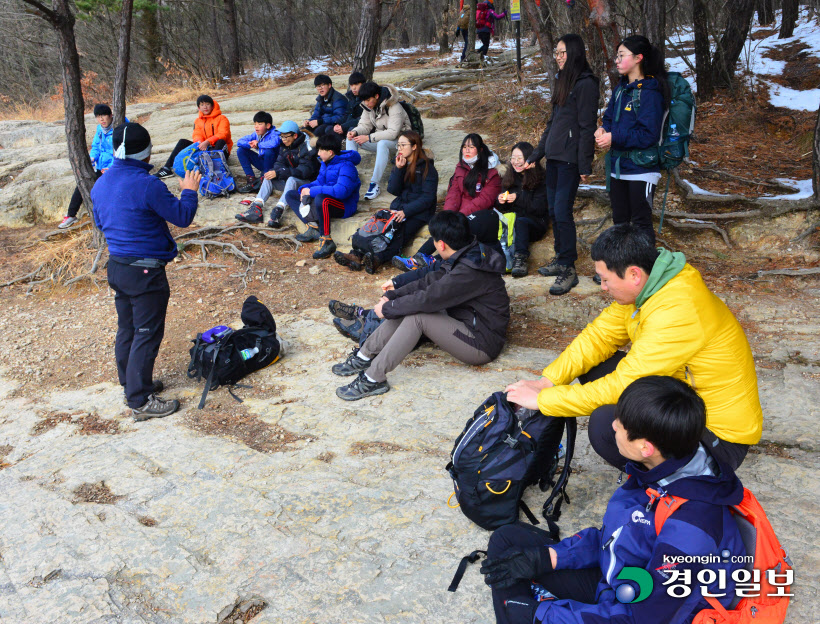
[336, 371, 390, 401]
[58, 216, 78, 229]
[132, 394, 179, 421]
[235, 203, 263, 224]
[331, 349, 371, 376]
[364, 183, 380, 200]
[238, 175, 261, 194]
[549, 266, 579, 296]
[537, 258, 562, 277]
[391, 252, 434, 272]
[333, 317, 364, 342]
[328, 300, 364, 320]
[154, 166, 174, 179]
[413, 252, 435, 269]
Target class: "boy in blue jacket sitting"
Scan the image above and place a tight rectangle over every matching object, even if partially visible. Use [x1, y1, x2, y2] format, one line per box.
[481, 375, 747, 624]
[59, 103, 127, 228]
[235, 111, 281, 194]
[284, 133, 361, 260]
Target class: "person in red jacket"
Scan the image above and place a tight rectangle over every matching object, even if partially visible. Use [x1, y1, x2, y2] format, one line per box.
[155, 95, 233, 178]
[393, 133, 501, 271]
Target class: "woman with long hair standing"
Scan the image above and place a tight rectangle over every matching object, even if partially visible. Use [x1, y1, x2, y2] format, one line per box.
[527, 34, 599, 296]
[595, 35, 668, 248]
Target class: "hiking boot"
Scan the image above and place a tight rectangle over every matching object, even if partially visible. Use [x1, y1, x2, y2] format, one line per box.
[511, 253, 529, 278]
[332, 349, 372, 376]
[154, 166, 174, 179]
[549, 266, 579, 296]
[328, 299, 364, 320]
[295, 224, 320, 242]
[392, 255, 417, 272]
[122, 380, 165, 405]
[363, 252, 381, 274]
[313, 236, 336, 259]
[132, 394, 180, 421]
[235, 203, 263, 224]
[58, 216, 78, 229]
[413, 252, 435, 269]
[333, 317, 364, 342]
[267, 205, 284, 228]
[333, 250, 364, 271]
[238, 175, 261, 193]
[537, 257, 562, 277]
[593, 273, 602, 285]
[364, 183, 380, 200]
[336, 371, 390, 401]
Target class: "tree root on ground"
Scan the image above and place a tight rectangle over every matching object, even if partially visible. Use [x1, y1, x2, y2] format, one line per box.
[756, 267, 820, 277]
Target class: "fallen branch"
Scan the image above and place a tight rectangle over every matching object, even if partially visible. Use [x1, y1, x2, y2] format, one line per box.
[793, 219, 820, 242]
[64, 245, 107, 286]
[691, 167, 795, 190]
[756, 267, 820, 277]
[0, 266, 45, 288]
[174, 263, 228, 271]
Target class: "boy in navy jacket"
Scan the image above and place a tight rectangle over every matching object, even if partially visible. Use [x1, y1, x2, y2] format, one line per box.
[303, 74, 349, 137]
[235, 111, 281, 193]
[92, 123, 201, 421]
[481, 376, 747, 624]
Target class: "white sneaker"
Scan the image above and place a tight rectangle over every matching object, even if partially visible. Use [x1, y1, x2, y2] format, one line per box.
[364, 183, 380, 200]
[58, 216, 78, 229]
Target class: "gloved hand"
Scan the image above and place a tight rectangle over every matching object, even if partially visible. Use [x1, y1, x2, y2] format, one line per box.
[480, 547, 554, 589]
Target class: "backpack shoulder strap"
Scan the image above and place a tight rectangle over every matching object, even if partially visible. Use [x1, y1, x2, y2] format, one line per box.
[648, 487, 689, 535]
[197, 342, 222, 409]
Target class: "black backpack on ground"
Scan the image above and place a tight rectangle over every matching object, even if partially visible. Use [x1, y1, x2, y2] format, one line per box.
[351, 209, 402, 256]
[399, 100, 425, 139]
[446, 391, 577, 591]
[187, 295, 282, 409]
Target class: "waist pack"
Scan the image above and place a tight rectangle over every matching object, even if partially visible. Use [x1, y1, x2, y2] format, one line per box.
[653, 487, 792, 624]
[173, 143, 236, 199]
[187, 295, 282, 408]
[351, 209, 400, 255]
[447, 391, 576, 531]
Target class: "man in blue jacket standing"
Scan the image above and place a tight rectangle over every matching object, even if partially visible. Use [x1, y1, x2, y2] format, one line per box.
[92, 123, 201, 420]
[481, 376, 747, 624]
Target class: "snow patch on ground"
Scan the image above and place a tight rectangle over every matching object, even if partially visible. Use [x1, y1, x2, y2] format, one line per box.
[766, 178, 814, 200]
[766, 83, 820, 111]
[684, 179, 735, 197]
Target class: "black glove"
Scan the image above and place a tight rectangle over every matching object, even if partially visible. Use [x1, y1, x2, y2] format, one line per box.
[480, 546, 554, 589]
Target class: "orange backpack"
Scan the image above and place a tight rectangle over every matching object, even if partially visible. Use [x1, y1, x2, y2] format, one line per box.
[650, 487, 792, 624]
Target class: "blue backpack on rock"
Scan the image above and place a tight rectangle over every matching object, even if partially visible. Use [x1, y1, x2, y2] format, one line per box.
[173, 142, 236, 199]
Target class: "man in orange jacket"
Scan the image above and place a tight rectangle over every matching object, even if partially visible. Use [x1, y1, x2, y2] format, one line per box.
[155, 95, 233, 179]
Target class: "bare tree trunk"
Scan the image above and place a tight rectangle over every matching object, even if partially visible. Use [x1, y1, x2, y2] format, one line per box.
[521, 0, 554, 75]
[112, 0, 134, 127]
[813, 102, 820, 200]
[21, 0, 100, 242]
[353, 0, 382, 79]
[779, 0, 799, 39]
[589, 0, 621, 91]
[711, 0, 755, 88]
[756, 0, 774, 25]
[643, 0, 666, 56]
[223, 0, 242, 76]
[465, 0, 479, 65]
[693, 0, 713, 99]
[141, 2, 162, 76]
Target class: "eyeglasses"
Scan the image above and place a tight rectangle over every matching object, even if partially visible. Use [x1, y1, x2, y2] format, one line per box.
[396, 142, 411, 148]
[509, 156, 525, 163]
[553, 50, 567, 58]
[614, 53, 634, 63]
[281, 132, 296, 138]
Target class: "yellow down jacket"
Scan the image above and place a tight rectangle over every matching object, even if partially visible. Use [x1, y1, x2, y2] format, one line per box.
[538, 263, 763, 445]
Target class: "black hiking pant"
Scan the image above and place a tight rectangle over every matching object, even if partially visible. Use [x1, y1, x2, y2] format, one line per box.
[609, 177, 656, 246]
[107, 257, 170, 409]
[512, 216, 547, 257]
[66, 171, 103, 218]
[584, 351, 751, 470]
[163, 138, 228, 170]
[488, 522, 601, 624]
[478, 30, 491, 56]
[546, 160, 580, 266]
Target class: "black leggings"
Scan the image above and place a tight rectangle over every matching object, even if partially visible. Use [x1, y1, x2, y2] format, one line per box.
[488, 523, 601, 624]
[66, 171, 103, 218]
[609, 177, 656, 245]
[583, 352, 750, 470]
[163, 138, 228, 169]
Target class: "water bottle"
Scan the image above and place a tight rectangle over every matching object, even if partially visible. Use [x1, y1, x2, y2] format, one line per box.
[385, 229, 394, 242]
[531, 582, 557, 602]
[668, 123, 680, 143]
[557, 443, 565, 460]
[240, 346, 259, 361]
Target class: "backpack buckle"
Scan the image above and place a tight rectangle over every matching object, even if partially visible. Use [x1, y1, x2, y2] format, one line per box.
[502, 435, 518, 449]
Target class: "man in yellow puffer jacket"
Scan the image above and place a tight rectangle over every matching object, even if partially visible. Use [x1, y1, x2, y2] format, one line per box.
[507, 224, 762, 470]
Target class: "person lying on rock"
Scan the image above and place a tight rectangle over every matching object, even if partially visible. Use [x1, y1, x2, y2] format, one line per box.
[92, 122, 201, 420]
[506, 223, 763, 471]
[483, 375, 747, 624]
[283, 132, 360, 260]
[331, 210, 509, 401]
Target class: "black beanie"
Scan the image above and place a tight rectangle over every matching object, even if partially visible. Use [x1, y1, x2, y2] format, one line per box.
[112, 123, 152, 160]
[348, 72, 366, 86]
[93, 104, 112, 117]
[314, 74, 332, 86]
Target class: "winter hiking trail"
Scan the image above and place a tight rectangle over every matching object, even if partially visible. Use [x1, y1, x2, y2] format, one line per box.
[0, 65, 819, 623]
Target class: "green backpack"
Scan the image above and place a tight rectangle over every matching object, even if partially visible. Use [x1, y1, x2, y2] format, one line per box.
[400, 100, 425, 139]
[659, 72, 696, 170]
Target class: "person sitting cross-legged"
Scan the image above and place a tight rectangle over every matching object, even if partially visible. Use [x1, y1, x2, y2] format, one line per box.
[482, 375, 747, 624]
[283, 132, 361, 260]
[303, 74, 349, 137]
[234, 111, 281, 196]
[332, 210, 509, 401]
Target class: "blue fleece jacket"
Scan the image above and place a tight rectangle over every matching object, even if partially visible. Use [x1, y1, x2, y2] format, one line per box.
[310, 88, 350, 125]
[536, 444, 746, 624]
[91, 158, 198, 261]
[236, 127, 281, 159]
[89, 118, 127, 172]
[602, 76, 665, 176]
[299, 150, 362, 217]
